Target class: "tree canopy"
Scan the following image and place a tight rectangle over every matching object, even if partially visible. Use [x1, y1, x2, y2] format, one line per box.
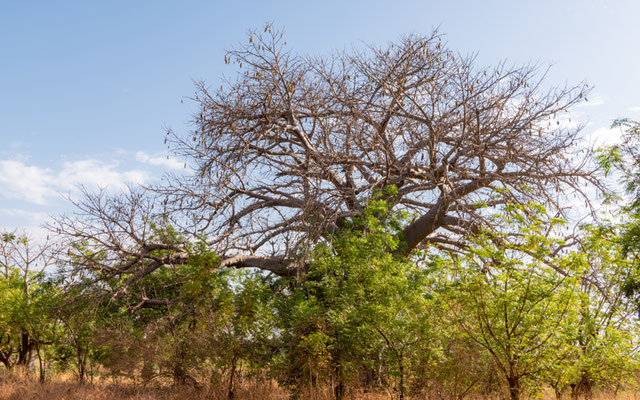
[56, 27, 602, 285]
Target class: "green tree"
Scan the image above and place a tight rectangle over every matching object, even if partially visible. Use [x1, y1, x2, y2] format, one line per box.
[276, 194, 434, 400]
[439, 204, 581, 400]
[0, 231, 60, 382]
[545, 224, 640, 399]
[596, 119, 640, 309]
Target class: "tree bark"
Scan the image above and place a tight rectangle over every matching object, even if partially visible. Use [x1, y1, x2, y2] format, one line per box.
[227, 353, 237, 400]
[36, 342, 45, 383]
[507, 375, 520, 400]
[0, 351, 12, 370]
[17, 331, 33, 368]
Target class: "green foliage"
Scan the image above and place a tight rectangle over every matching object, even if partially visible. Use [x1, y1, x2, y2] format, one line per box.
[0, 232, 60, 385]
[551, 223, 640, 396]
[595, 119, 640, 315]
[434, 203, 581, 399]
[4, 186, 640, 399]
[597, 119, 640, 198]
[274, 199, 433, 398]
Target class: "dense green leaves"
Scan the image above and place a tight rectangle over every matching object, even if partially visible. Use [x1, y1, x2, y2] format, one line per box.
[4, 186, 640, 399]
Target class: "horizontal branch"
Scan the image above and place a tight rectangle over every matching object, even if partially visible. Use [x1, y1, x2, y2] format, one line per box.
[219, 255, 306, 276]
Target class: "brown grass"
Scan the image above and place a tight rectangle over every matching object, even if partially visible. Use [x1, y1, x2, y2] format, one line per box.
[1, 373, 638, 400]
[0, 373, 290, 400]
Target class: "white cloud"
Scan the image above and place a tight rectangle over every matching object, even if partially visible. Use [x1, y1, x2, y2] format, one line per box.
[0, 150, 188, 235]
[0, 158, 148, 205]
[587, 126, 622, 147]
[628, 106, 640, 113]
[575, 93, 605, 108]
[0, 225, 51, 243]
[58, 159, 147, 191]
[0, 148, 190, 235]
[0, 160, 56, 204]
[540, 113, 582, 132]
[0, 208, 51, 224]
[0, 209, 53, 243]
[135, 151, 184, 170]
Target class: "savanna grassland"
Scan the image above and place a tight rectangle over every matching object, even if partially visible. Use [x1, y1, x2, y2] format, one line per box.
[4, 27, 640, 400]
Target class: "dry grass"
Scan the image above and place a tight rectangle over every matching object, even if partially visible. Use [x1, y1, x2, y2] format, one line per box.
[0, 373, 289, 400]
[536, 389, 640, 400]
[1, 373, 639, 400]
[546, 394, 640, 400]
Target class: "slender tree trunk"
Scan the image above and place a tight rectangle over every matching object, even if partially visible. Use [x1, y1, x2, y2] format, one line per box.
[227, 354, 237, 400]
[35, 342, 45, 383]
[78, 361, 85, 384]
[141, 357, 154, 385]
[570, 384, 577, 400]
[334, 381, 344, 400]
[76, 347, 86, 384]
[571, 373, 594, 400]
[173, 361, 186, 386]
[0, 333, 13, 370]
[554, 386, 563, 400]
[398, 352, 405, 400]
[334, 364, 344, 400]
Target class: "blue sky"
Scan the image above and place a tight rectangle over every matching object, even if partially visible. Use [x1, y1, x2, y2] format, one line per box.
[1, 0, 639, 236]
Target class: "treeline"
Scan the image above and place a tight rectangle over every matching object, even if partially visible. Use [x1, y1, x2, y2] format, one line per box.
[2, 190, 640, 400]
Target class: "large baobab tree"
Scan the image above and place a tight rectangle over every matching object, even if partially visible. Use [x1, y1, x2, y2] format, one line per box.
[163, 27, 599, 273]
[54, 26, 601, 295]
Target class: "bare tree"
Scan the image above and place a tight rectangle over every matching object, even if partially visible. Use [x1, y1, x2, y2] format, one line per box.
[52, 26, 602, 294]
[159, 26, 600, 274]
[51, 187, 190, 308]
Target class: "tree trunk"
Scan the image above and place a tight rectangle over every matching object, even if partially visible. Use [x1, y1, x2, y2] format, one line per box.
[173, 362, 186, 386]
[571, 373, 594, 400]
[0, 333, 13, 370]
[398, 353, 405, 400]
[35, 342, 45, 383]
[507, 375, 520, 400]
[0, 352, 12, 370]
[17, 331, 33, 367]
[334, 364, 344, 400]
[141, 358, 154, 385]
[75, 344, 87, 384]
[78, 357, 86, 384]
[334, 381, 344, 400]
[227, 354, 237, 400]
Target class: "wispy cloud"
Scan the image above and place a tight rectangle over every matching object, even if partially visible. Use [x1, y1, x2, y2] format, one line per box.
[0, 208, 51, 224]
[628, 106, 640, 113]
[0, 207, 57, 243]
[576, 93, 605, 108]
[587, 125, 622, 147]
[539, 111, 583, 132]
[135, 151, 185, 170]
[2, 149, 188, 233]
[0, 160, 56, 204]
[0, 159, 148, 205]
[0, 225, 51, 241]
[58, 159, 147, 191]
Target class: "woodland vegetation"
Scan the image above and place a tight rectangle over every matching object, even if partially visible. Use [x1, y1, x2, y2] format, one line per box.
[2, 27, 640, 400]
